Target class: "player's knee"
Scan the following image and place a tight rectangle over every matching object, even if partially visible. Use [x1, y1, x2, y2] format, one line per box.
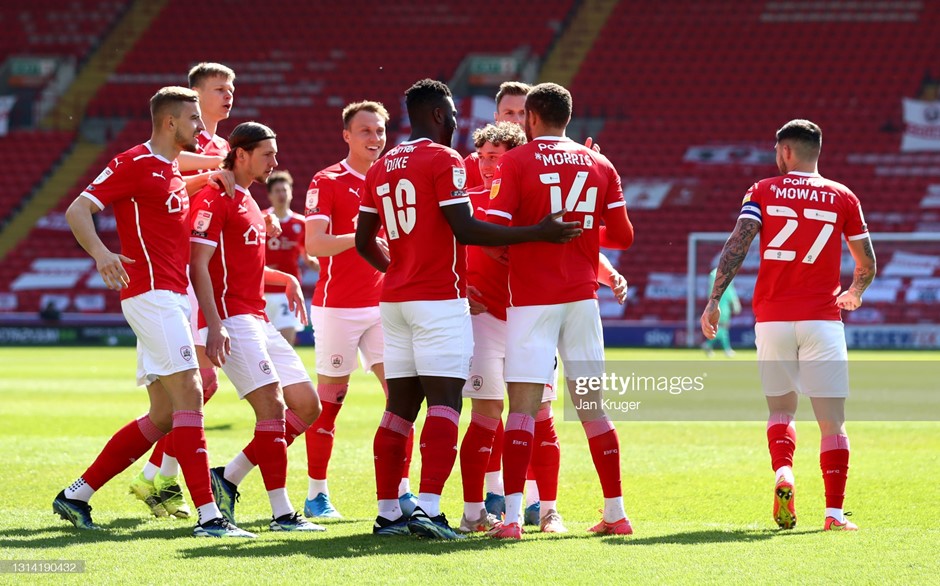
[148, 408, 173, 433]
[291, 386, 321, 424]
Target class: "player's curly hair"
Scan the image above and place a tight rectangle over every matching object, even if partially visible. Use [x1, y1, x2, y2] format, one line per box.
[776, 119, 822, 157]
[404, 78, 452, 118]
[188, 62, 236, 88]
[526, 83, 572, 128]
[472, 121, 527, 150]
[342, 101, 390, 128]
[222, 121, 276, 170]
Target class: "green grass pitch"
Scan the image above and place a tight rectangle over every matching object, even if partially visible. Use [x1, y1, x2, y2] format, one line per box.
[1, 347, 937, 584]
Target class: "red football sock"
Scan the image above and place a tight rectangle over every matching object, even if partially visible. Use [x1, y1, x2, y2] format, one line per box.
[418, 405, 460, 496]
[486, 418, 504, 474]
[251, 419, 288, 491]
[460, 411, 499, 502]
[243, 409, 308, 465]
[148, 435, 169, 467]
[820, 434, 850, 509]
[374, 411, 411, 500]
[583, 417, 622, 498]
[82, 415, 164, 490]
[502, 412, 535, 496]
[306, 400, 343, 479]
[402, 425, 415, 481]
[172, 410, 214, 508]
[767, 413, 796, 471]
[532, 406, 560, 502]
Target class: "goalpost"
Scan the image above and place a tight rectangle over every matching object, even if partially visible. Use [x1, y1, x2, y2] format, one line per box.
[685, 231, 940, 348]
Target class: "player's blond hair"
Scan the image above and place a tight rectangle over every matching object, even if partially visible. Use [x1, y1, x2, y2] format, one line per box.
[472, 121, 527, 150]
[149, 86, 199, 125]
[342, 101, 390, 129]
[495, 81, 531, 107]
[188, 62, 236, 89]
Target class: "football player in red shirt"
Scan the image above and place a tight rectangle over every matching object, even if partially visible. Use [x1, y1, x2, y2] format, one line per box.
[57, 87, 251, 537]
[457, 121, 629, 534]
[263, 170, 315, 345]
[463, 81, 529, 190]
[356, 79, 581, 539]
[131, 62, 240, 521]
[189, 121, 324, 533]
[701, 119, 876, 532]
[304, 101, 411, 519]
[486, 83, 635, 539]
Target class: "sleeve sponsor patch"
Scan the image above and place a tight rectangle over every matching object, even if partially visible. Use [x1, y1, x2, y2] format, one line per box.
[489, 178, 501, 200]
[92, 166, 114, 185]
[306, 188, 319, 214]
[452, 166, 466, 190]
[193, 210, 213, 234]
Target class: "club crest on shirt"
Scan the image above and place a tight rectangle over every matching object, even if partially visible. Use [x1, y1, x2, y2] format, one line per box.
[452, 166, 466, 189]
[193, 210, 213, 233]
[306, 188, 319, 214]
[489, 178, 501, 199]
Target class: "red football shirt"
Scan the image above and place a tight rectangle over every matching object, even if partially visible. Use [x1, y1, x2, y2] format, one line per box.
[739, 171, 869, 322]
[487, 136, 626, 306]
[362, 139, 470, 302]
[305, 160, 384, 308]
[190, 184, 268, 326]
[466, 186, 509, 320]
[464, 151, 483, 190]
[80, 142, 190, 300]
[182, 130, 230, 176]
[263, 207, 305, 293]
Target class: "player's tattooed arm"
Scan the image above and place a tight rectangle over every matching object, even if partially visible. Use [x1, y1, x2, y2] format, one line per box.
[838, 235, 877, 311]
[710, 218, 759, 303]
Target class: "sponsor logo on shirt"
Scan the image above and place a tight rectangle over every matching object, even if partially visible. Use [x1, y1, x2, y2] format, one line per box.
[489, 178, 501, 200]
[92, 167, 113, 185]
[306, 188, 319, 213]
[452, 166, 466, 189]
[152, 171, 166, 180]
[193, 210, 212, 233]
[243, 224, 262, 245]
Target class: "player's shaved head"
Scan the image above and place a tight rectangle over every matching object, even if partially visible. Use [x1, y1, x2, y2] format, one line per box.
[526, 83, 572, 128]
[473, 121, 527, 150]
[223, 121, 277, 170]
[188, 62, 236, 88]
[405, 78, 452, 120]
[495, 81, 531, 107]
[343, 101, 390, 128]
[150, 86, 199, 126]
[776, 119, 822, 160]
[266, 170, 293, 191]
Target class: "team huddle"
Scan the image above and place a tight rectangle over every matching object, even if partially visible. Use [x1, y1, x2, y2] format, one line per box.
[54, 62, 875, 539]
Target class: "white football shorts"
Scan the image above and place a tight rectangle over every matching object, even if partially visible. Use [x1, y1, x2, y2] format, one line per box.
[463, 311, 556, 402]
[505, 299, 605, 385]
[200, 314, 310, 399]
[310, 305, 383, 376]
[380, 299, 472, 380]
[122, 289, 198, 387]
[755, 320, 849, 398]
[265, 292, 305, 333]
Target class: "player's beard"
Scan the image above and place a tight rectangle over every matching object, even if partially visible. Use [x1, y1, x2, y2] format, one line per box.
[177, 128, 198, 153]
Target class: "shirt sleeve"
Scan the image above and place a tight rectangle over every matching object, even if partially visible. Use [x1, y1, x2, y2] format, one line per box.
[80, 155, 135, 209]
[190, 189, 225, 247]
[602, 161, 626, 214]
[738, 182, 762, 224]
[485, 156, 519, 226]
[360, 168, 379, 214]
[842, 190, 869, 241]
[305, 177, 331, 222]
[435, 150, 471, 208]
